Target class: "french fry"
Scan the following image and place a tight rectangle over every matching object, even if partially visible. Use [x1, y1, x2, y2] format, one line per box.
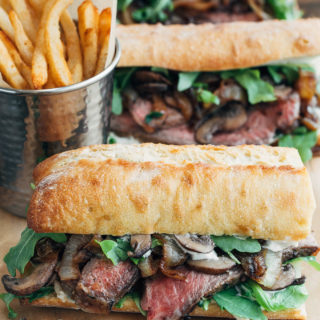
[95, 8, 111, 75]
[27, 0, 46, 14]
[0, 6, 14, 41]
[0, 0, 11, 12]
[0, 34, 28, 89]
[32, 0, 56, 89]
[78, 0, 99, 79]
[45, 0, 73, 87]
[0, 71, 11, 88]
[60, 10, 83, 83]
[9, 11, 34, 66]
[0, 31, 32, 88]
[9, 0, 38, 43]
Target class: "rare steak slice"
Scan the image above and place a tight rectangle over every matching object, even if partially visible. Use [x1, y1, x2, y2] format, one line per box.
[74, 258, 139, 313]
[141, 266, 243, 320]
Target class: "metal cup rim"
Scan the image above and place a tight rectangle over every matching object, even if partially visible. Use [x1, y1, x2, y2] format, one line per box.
[0, 39, 121, 96]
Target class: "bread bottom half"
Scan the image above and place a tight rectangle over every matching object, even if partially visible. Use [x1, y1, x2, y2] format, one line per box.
[22, 293, 306, 320]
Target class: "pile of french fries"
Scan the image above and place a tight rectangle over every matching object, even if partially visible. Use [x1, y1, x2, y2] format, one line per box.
[0, 0, 111, 90]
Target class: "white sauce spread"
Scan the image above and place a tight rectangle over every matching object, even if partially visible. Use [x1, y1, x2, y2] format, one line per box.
[263, 240, 298, 252]
[54, 281, 75, 304]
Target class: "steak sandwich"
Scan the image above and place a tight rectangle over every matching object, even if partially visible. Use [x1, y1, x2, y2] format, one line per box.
[118, 0, 301, 25]
[1, 143, 320, 320]
[112, 19, 320, 162]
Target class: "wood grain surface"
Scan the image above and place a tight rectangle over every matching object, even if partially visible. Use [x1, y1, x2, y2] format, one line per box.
[0, 158, 319, 320]
[300, 0, 320, 17]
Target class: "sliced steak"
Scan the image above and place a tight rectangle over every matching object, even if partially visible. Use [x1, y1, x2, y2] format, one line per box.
[211, 93, 300, 145]
[74, 258, 139, 314]
[111, 113, 196, 145]
[141, 266, 243, 320]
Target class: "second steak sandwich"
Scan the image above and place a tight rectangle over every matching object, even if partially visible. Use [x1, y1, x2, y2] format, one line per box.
[1, 144, 320, 320]
[112, 19, 320, 161]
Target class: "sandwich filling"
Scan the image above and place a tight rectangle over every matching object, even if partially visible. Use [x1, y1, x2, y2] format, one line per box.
[111, 64, 320, 162]
[1, 229, 319, 320]
[117, 0, 301, 25]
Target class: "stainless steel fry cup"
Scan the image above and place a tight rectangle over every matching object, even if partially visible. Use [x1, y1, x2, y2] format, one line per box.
[0, 40, 121, 217]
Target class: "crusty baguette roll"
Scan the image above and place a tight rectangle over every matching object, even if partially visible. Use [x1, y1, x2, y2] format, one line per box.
[23, 294, 306, 319]
[27, 144, 315, 240]
[117, 19, 320, 71]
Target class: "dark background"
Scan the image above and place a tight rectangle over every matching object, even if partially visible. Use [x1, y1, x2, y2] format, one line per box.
[300, 0, 320, 17]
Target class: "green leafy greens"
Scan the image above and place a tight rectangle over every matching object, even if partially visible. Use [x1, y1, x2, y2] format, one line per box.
[117, 0, 134, 11]
[221, 69, 276, 104]
[244, 280, 308, 312]
[177, 72, 200, 91]
[0, 287, 54, 319]
[132, 0, 173, 23]
[96, 238, 144, 265]
[213, 288, 267, 320]
[267, 0, 303, 20]
[211, 235, 261, 262]
[145, 111, 164, 124]
[285, 255, 320, 271]
[197, 88, 220, 105]
[4, 227, 67, 277]
[115, 291, 146, 316]
[278, 126, 317, 163]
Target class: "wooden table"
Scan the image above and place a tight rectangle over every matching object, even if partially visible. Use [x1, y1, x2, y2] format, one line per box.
[0, 158, 319, 320]
[300, 0, 320, 17]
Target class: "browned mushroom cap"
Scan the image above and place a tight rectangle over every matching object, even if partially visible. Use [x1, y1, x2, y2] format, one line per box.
[2, 251, 59, 296]
[161, 236, 187, 267]
[215, 79, 247, 106]
[174, 234, 214, 253]
[138, 255, 160, 278]
[195, 102, 247, 144]
[173, 91, 193, 120]
[134, 71, 171, 85]
[128, 235, 152, 258]
[135, 83, 169, 94]
[58, 235, 92, 282]
[187, 256, 236, 274]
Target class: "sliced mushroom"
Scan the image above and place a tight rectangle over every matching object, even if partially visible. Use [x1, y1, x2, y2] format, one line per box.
[159, 260, 187, 281]
[173, 91, 193, 120]
[162, 236, 187, 267]
[187, 257, 236, 274]
[135, 83, 169, 94]
[2, 251, 59, 296]
[195, 102, 247, 144]
[215, 79, 247, 105]
[261, 264, 297, 291]
[138, 255, 160, 278]
[174, 234, 214, 253]
[58, 235, 92, 281]
[128, 234, 152, 258]
[134, 71, 171, 85]
[247, 0, 272, 20]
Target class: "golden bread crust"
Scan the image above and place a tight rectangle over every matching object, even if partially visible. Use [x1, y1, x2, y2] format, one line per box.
[27, 144, 315, 240]
[117, 19, 320, 71]
[24, 294, 306, 319]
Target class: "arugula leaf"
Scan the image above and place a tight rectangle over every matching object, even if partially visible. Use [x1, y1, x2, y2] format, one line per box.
[267, 66, 284, 84]
[211, 235, 261, 253]
[108, 136, 117, 144]
[145, 111, 164, 124]
[96, 238, 144, 265]
[117, 0, 134, 11]
[115, 291, 146, 316]
[151, 67, 169, 77]
[278, 126, 317, 163]
[151, 237, 163, 248]
[0, 293, 17, 319]
[4, 228, 67, 277]
[30, 182, 36, 190]
[197, 89, 220, 105]
[245, 280, 308, 312]
[267, 0, 302, 20]
[177, 72, 200, 91]
[221, 69, 276, 104]
[0, 287, 54, 319]
[132, 0, 173, 23]
[213, 288, 267, 320]
[198, 296, 213, 311]
[112, 81, 123, 115]
[285, 256, 320, 271]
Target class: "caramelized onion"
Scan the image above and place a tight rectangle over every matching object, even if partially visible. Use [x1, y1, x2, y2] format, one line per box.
[296, 70, 317, 102]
